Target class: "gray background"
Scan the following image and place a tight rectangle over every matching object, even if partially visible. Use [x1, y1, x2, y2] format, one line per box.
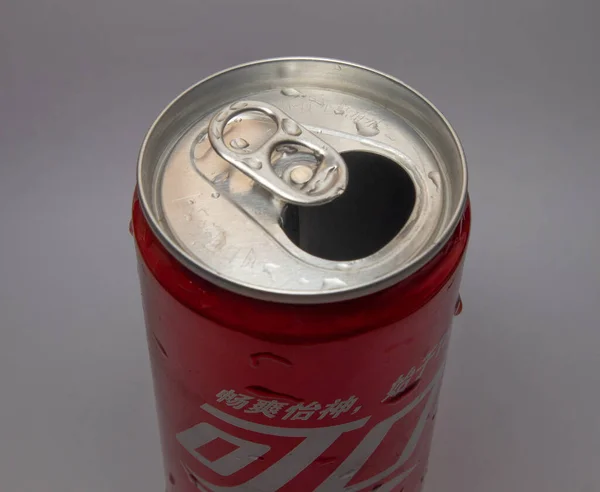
[1, 0, 599, 490]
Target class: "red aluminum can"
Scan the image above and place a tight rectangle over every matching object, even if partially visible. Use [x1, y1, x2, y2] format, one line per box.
[133, 58, 470, 492]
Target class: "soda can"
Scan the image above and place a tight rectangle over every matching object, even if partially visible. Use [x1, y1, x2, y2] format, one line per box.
[132, 58, 470, 492]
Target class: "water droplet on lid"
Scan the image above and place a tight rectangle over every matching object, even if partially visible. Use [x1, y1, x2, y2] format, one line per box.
[242, 157, 263, 170]
[211, 192, 220, 199]
[299, 277, 310, 285]
[230, 101, 248, 110]
[263, 263, 280, 277]
[428, 171, 441, 190]
[355, 121, 380, 137]
[336, 263, 351, 270]
[215, 111, 227, 122]
[290, 166, 314, 185]
[281, 88, 303, 97]
[334, 108, 345, 115]
[282, 118, 302, 136]
[211, 126, 221, 139]
[187, 199, 195, 205]
[184, 214, 192, 221]
[334, 64, 342, 71]
[213, 171, 230, 184]
[230, 137, 249, 150]
[322, 278, 348, 289]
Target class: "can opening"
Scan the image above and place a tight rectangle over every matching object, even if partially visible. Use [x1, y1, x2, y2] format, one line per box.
[280, 151, 416, 261]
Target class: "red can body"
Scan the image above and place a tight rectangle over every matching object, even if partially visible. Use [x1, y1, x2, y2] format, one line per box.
[132, 193, 470, 492]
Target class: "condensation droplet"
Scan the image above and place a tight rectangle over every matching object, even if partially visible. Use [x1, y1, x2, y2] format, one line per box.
[213, 171, 230, 184]
[282, 118, 302, 136]
[336, 263, 351, 270]
[249, 352, 293, 368]
[355, 121, 380, 137]
[211, 192, 220, 199]
[215, 111, 227, 122]
[428, 171, 441, 190]
[334, 64, 342, 71]
[230, 101, 248, 110]
[315, 456, 337, 466]
[281, 87, 303, 97]
[334, 108, 345, 115]
[263, 263, 280, 277]
[454, 295, 463, 315]
[211, 126, 221, 139]
[322, 277, 348, 289]
[184, 214, 192, 221]
[153, 334, 168, 358]
[230, 137, 249, 150]
[187, 199, 195, 205]
[242, 157, 263, 170]
[299, 278, 310, 285]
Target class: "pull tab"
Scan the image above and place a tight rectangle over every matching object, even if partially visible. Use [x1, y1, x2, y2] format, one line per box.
[208, 100, 348, 206]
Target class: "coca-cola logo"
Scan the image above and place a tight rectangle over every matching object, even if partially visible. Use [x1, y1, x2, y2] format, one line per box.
[176, 366, 443, 491]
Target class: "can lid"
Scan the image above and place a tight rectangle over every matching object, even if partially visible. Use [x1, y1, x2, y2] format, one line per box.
[137, 58, 467, 303]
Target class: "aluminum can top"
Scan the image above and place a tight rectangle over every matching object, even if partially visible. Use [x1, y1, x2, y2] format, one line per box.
[137, 58, 467, 303]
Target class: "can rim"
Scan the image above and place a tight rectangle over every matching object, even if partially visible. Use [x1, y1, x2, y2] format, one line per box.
[137, 57, 468, 304]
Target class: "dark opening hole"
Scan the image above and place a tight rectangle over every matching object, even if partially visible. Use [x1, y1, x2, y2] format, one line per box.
[280, 151, 416, 261]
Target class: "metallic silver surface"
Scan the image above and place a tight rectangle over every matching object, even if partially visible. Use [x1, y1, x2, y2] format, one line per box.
[138, 58, 467, 302]
[208, 100, 348, 206]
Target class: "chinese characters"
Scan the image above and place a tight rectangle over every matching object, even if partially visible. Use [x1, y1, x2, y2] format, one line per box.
[383, 332, 450, 402]
[215, 390, 362, 421]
